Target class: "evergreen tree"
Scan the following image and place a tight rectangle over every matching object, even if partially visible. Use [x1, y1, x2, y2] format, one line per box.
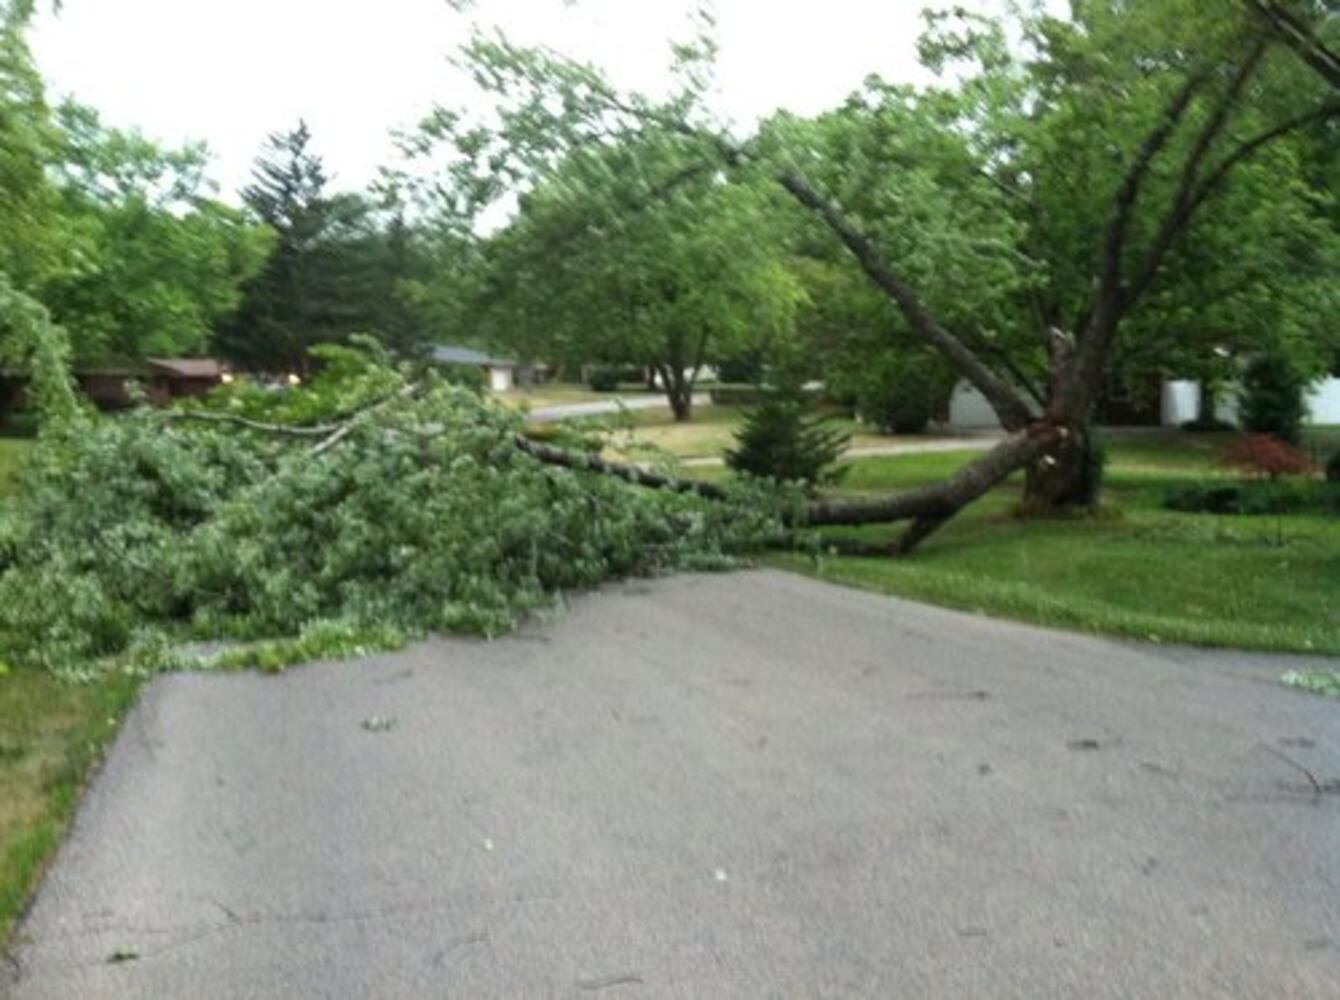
[217, 121, 345, 371]
[217, 123, 433, 370]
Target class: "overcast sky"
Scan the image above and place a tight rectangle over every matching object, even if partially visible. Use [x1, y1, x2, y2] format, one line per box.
[30, 1, 1036, 202]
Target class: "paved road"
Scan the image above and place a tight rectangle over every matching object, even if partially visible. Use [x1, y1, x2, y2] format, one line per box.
[5, 572, 1337, 998]
[527, 395, 710, 423]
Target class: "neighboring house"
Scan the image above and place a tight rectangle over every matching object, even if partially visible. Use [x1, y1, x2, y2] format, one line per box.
[0, 357, 226, 412]
[429, 345, 517, 392]
[948, 374, 1340, 430]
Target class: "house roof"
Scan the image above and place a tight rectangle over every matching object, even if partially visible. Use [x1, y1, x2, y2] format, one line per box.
[146, 358, 225, 379]
[430, 345, 515, 368]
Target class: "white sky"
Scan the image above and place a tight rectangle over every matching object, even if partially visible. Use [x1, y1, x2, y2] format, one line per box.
[30, 0, 1037, 202]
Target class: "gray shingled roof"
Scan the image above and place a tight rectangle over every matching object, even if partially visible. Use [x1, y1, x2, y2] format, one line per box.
[430, 345, 515, 367]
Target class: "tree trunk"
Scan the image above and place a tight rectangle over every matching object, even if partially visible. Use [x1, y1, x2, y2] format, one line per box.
[664, 366, 693, 422]
[1020, 429, 1096, 514]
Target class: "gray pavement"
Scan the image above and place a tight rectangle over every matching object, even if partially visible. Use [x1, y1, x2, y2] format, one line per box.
[4, 570, 1337, 998]
[528, 395, 709, 423]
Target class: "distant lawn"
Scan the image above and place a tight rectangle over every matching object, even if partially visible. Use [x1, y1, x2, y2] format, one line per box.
[601, 403, 898, 462]
[772, 432, 1340, 656]
[494, 382, 656, 411]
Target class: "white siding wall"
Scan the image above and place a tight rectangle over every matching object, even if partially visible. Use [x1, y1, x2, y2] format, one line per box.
[1160, 380, 1200, 426]
[1306, 376, 1340, 425]
[948, 381, 1002, 429]
[947, 376, 1337, 430]
[488, 366, 514, 393]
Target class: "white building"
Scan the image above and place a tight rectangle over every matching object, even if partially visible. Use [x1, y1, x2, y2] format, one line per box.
[948, 375, 1340, 430]
[430, 345, 517, 393]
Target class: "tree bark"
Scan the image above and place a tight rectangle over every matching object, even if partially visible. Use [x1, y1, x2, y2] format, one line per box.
[808, 428, 1054, 525]
[513, 433, 727, 500]
[1020, 429, 1094, 513]
[661, 364, 694, 422]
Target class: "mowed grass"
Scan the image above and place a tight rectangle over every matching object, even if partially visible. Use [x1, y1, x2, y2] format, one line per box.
[0, 437, 144, 943]
[601, 403, 896, 462]
[772, 432, 1340, 655]
[0, 672, 140, 940]
[494, 382, 656, 411]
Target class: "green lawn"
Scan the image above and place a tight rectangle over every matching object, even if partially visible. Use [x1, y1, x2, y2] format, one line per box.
[599, 403, 895, 462]
[772, 432, 1340, 655]
[0, 438, 144, 943]
[494, 382, 657, 411]
[0, 671, 140, 942]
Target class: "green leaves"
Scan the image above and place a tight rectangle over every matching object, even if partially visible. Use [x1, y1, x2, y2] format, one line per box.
[0, 352, 784, 676]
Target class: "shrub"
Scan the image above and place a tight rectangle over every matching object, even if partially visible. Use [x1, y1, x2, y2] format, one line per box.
[726, 386, 850, 488]
[1240, 354, 1307, 445]
[1163, 480, 1325, 516]
[1180, 416, 1235, 433]
[850, 354, 956, 434]
[1222, 434, 1313, 480]
[716, 353, 763, 385]
[587, 366, 622, 392]
[1327, 451, 1340, 483]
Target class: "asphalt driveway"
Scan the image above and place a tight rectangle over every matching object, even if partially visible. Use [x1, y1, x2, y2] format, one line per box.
[4, 571, 1336, 998]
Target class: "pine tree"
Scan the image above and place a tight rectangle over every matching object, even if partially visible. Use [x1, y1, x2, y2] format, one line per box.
[726, 381, 850, 488]
[216, 121, 342, 372]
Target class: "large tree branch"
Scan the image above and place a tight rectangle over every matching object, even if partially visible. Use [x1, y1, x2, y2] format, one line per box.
[1098, 70, 1212, 316]
[805, 427, 1054, 527]
[513, 432, 729, 499]
[1185, 100, 1340, 215]
[1126, 42, 1269, 307]
[1055, 68, 1212, 419]
[775, 169, 1036, 431]
[1246, 0, 1340, 89]
[161, 411, 338, 436]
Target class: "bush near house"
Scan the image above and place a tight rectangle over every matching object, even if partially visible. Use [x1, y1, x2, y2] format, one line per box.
[1222, 434, 1313, 479]
[1163, 480, 1335, 516]
[1240, 354, 1308, 445]
[847, 353, 957, 435]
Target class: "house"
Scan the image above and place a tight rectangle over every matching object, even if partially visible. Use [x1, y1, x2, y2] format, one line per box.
[429, 345, 518, 392]
[0, 357, 227, 412]
[947, 373, 1340, 430]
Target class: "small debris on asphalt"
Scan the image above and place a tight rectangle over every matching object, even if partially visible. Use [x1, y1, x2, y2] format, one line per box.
[106, 950, 139, 964]
[577, 972, 644, 991]
[1067, 738, 1101, 751]
[713, 868, 728, 883]
[360, 716, 398, 733]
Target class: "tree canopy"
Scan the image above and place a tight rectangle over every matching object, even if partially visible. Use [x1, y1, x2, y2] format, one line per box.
[1, 1, 270, 365]
[404, 0, 1338, 546]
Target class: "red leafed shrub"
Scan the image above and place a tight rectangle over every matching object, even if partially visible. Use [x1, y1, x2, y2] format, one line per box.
[1222, 434, 1314, 480]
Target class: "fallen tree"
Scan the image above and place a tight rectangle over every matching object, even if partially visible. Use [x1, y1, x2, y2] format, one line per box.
[0, 350, 789, 676]
[418, 0, 1338, 553]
